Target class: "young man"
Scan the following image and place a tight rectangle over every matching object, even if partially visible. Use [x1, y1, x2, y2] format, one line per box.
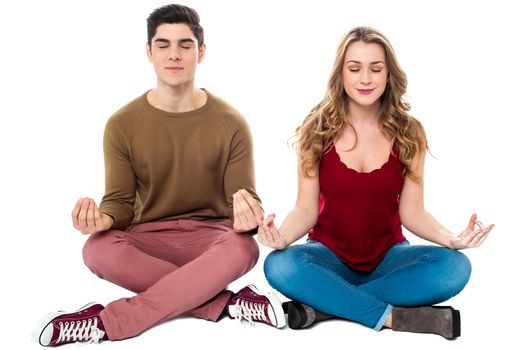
[32, 4, 285, 346]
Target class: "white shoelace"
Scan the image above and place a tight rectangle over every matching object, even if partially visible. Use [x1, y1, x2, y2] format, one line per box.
[57, 318, 105, 344]
[232, 299, 269, 326]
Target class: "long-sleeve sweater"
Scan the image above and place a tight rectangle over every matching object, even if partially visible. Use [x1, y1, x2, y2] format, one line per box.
[99, 89, 260, 230]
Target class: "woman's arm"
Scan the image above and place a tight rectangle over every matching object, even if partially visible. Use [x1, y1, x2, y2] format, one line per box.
[399, 150, 494, 249]
[257, 161, 320, 249]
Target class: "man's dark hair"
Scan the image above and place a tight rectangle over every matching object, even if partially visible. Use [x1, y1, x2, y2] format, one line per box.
[147, 4, 204, 47]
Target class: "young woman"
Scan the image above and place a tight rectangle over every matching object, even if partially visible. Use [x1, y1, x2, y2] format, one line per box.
[259, 26, 494, 339]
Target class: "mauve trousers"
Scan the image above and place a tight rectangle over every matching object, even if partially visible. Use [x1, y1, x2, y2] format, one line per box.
[82, 219, 259, 340]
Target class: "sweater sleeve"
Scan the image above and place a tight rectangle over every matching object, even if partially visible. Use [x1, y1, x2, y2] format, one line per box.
[223, 117, 262, 223]
[99, 117, 136, 230]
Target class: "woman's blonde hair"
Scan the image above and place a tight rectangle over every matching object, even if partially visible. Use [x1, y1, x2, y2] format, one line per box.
[294, 26, 428, 182]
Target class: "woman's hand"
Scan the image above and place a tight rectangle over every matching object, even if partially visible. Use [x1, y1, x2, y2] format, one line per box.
[450, 213, 494, 250]
[257, 213, 288, 250]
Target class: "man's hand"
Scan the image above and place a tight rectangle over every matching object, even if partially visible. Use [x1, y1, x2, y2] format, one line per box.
[71, 197, 113, 235]
[232, 189, 263, 232]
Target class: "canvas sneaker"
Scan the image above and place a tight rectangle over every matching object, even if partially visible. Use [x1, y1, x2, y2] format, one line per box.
[31, 302, 107, 346]
[226, 284, 285, 328]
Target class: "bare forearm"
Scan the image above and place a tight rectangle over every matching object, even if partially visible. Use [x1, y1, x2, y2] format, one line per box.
[402, 210, 454, 248]
[278, 206, 318, 246]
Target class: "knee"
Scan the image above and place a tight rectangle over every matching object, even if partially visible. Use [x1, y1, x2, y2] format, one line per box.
[263, 248, 303, 291]
[432, 248, 472, 297]
[447, 250, 472, 290]
[224, 233, 260, 271]
[82, 231, 121, 276]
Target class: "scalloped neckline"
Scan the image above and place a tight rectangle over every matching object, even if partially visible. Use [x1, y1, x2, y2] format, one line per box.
[332, 146, 393, 174]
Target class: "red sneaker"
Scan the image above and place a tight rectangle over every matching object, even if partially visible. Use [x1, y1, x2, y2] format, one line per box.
[226, 285, 285, 328]
[32, 302, 107, 346]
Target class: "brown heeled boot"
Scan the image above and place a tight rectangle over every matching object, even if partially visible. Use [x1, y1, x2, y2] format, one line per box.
[391, 306, 461, 339]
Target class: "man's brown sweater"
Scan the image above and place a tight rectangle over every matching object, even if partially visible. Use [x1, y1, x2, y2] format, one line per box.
[99, 89, 260, 230]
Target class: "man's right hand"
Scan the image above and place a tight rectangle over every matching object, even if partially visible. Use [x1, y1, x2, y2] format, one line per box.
[71, 197, 113, 235]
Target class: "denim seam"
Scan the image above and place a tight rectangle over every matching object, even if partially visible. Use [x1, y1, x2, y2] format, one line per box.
[304, 253, 348, 267]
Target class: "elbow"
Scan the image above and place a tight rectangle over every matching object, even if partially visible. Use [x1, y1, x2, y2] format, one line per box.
[305, 207, 319, 230]
[399, 208, 410, 228]
[294, 205, 318, 230]
[399, 205, 424, 228]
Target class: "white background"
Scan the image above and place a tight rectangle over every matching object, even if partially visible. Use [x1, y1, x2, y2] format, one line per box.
[1, 0, 524, 349]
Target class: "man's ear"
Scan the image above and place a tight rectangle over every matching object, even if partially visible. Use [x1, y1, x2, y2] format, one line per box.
[146, 42, 153, 62]
[197, 43, 206, 63]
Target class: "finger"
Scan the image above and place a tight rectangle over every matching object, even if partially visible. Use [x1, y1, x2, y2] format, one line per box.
[477, 227, 493, 246]
[259, 221, 272, 242]
[472, 226, 493, 247]
[239, 189, 263, 220]
[71, 198, 83, 229]
[87, 199, 96, 230]
[256, 227, 271, 247]
[261, 216, 279, 243]
[465, 226, 487, 247]
[268, 225, 281, 243]
[233, 193, 247, 228]
[460, 231, 478, 246]
[78, 198, 90, 231]
[235, 193, 255, 227]
[264, 214, 277, 228]
[232, 191, 239, 215]
[94, 207, 103, 230]
[261, 221, 274, 243]
[262, 214, 276, 227]
[235, 192, 252, 216]
[474, 220, 484, 232]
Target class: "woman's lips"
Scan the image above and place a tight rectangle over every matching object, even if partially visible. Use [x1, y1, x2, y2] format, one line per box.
[357, 88, 374, 94]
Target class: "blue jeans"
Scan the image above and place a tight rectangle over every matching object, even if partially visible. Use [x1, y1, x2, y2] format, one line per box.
[264, 240, 471, 330]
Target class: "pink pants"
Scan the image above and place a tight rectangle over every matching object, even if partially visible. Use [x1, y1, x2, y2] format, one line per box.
[82, 219, 259, 340]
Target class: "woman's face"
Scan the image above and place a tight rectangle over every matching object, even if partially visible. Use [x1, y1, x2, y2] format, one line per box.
[342, 41, 389, 108]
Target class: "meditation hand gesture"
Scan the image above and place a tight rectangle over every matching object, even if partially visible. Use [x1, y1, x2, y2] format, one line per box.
[232, 189, 264, 232]
[71, 197, 113, 235]
[450, 213, 494, 250]
[257, 214, 288, 250]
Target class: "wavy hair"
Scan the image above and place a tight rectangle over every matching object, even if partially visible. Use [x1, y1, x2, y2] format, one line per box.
[294, 26, 428, 182]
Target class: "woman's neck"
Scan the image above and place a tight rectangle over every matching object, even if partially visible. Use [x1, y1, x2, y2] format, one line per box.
[347, 99, 382, 128]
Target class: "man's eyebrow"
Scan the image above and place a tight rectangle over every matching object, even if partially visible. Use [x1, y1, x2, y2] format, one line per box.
[153, 38, 170, 44]
[153, 38, 196, 44]
[346, 60, 385, 65]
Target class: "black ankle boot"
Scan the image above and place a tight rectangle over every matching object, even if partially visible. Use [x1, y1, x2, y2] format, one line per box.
[391, 306, 461, 339]
[285, 301, 333, 329]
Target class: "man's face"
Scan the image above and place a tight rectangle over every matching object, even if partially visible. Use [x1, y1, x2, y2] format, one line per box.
[147, 23, 205, 88]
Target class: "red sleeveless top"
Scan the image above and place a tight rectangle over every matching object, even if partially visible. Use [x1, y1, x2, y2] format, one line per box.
[308, 145, 406, 272]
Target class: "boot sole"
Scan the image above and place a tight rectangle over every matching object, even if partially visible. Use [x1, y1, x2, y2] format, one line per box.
[286, 301, 308, 329]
